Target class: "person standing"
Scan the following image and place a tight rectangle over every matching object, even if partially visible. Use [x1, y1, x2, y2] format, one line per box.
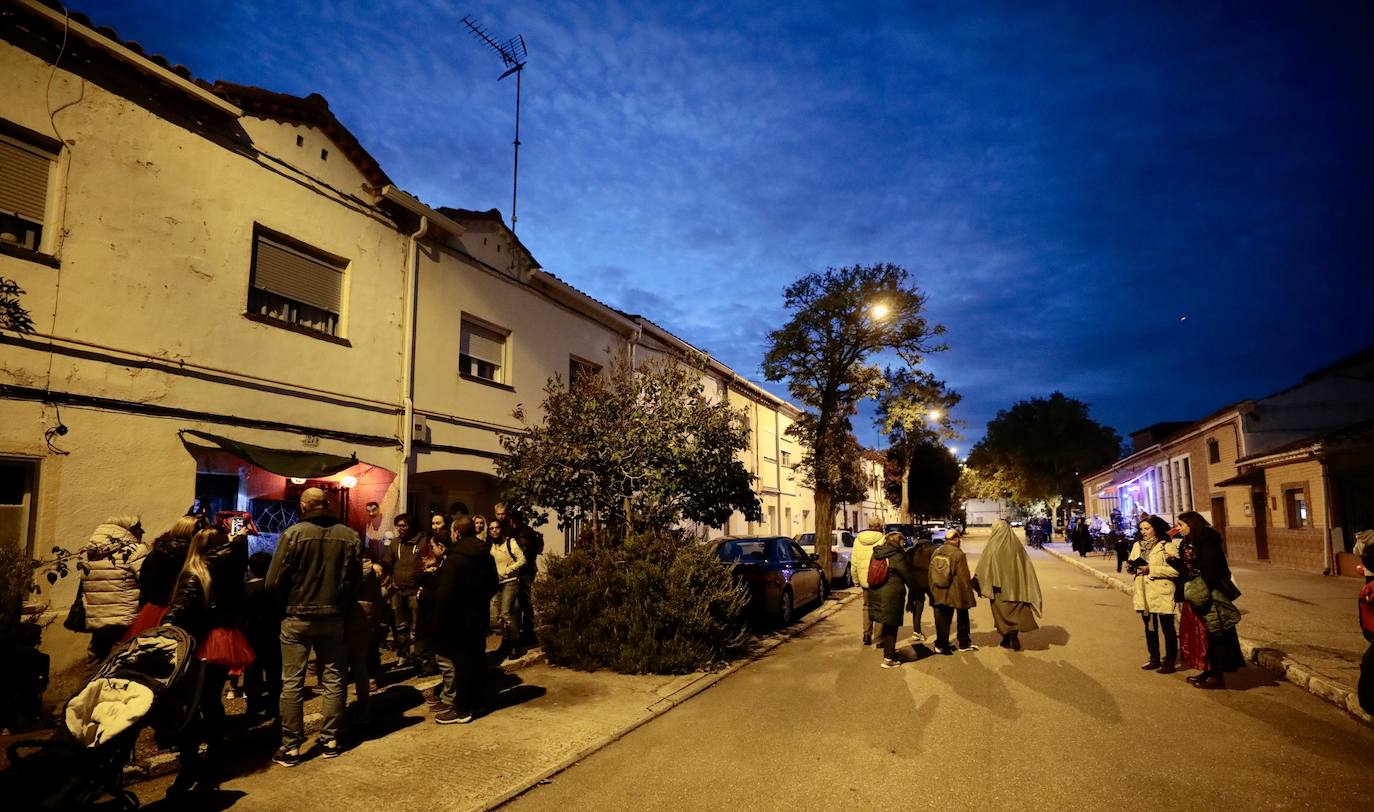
[431, 515, 498, 724]
[242, 551, 280, 718]
[488, 520, 526, 658]
[79, 516, 147, 661]
[929, 529, 977, 654]
[974, 519, 1043, 651]
[382, 513, 425, 672]
[360, 501, 387, 563]
[905, 532, 935, 644]
[265, 487, 362, 766]
[851, 518, 885, 646]
[513, 521, 543, 649]
[1129, 515, 1180, 673]
[123, 516, 200, 641]
[1174, 511, 1243, 689]
[868, 531, 916, 668]
[1071, 518, 1093, 558]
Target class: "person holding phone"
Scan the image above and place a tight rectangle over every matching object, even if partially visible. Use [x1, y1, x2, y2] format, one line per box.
[1129, 515, 1180, 673]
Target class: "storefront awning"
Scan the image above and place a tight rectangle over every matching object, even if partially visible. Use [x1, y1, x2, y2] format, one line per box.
[1214, 469, 1265, 488]
[179, 430, 357, 478]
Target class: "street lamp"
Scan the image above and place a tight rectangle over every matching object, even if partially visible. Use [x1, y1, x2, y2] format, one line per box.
[947, 445, 958, 455]
[927, 409, 942, 422]
[868, 302, 890, 320]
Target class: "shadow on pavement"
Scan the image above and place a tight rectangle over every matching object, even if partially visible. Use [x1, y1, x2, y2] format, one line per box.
[132, 787, 247, 811]
[999, 657, 1123, 724]
[487, 671, 548, 713]
[921, 654, 1022, 721]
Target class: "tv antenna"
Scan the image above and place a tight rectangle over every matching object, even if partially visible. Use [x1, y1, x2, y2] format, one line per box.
[462, 15, 528, 234]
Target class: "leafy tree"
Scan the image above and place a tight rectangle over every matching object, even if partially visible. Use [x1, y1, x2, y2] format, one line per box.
[497, 353, 762, 541]
[0, 277, 35, 333]
[966, 392, 1121, 524]
[902, 439, 962, 520]
[763, 263, 945, 571]
[876, 368, 962, 520]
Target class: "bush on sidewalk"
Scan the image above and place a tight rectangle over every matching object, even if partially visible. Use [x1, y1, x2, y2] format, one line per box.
[533, 530, 750, 674]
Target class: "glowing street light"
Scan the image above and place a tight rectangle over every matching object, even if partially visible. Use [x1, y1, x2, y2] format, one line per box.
[868, 302, 890, 320]
[928, 409, 943, 422]
[947, 445, 958, 455]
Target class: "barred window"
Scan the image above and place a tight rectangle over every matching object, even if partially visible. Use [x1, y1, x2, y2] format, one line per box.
[0, 122, 60, 253]
[248, 227, 346, 337]
[460, 319, 508, 384]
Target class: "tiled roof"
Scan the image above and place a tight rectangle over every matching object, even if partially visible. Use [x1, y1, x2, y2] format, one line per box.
[1237, 417, 1374, 464]
[32, 0, 197, 79]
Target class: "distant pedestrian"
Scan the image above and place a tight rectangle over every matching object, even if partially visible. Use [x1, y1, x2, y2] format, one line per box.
[1173, 511, 1243, 690]
[1114, 531, 1131, 572]
[868, 531, 916, 668]
[360, 501, 387, 563]
[266, 487, 363, 766]
[242, 551, 280, 718]
[851, 518, 885, 646]
[929, 529, 977, 654]
[1129, 515, 1180, 674]
[1071, 519, 1092, 558]
[974, 519, 1043, 651]
[905, 532, 935, 644]
[78, 516, 147, 661]
[488, 520, 526, 658]
[430, 514, 499, 724]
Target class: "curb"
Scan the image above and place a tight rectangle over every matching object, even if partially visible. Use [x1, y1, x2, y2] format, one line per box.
[1042, 545, 1374, 727]
[476, 589, 861, 811]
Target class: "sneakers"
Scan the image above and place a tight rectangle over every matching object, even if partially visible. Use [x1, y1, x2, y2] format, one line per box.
[861, 633, 872, 646]
[434, 708, 475, 724]
[934, 645, 955, 656]
[321, 739, 342, 759]
[908, 632, 926, 645]
[956, 643, 979, 652]
[430, 702, 452, 714]
[880, 658, 902, 669]
[272, 747, 303, 768]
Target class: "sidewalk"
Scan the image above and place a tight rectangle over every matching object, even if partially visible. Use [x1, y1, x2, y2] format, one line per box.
[111, 589, 861, 810]
[1040, 538, 1372, 724]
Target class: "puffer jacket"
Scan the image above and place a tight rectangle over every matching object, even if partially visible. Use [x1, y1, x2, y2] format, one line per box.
[867, 540, 915, 626]
[490, 537, 526, 583]
[1130, 538, 1180, 615]
[851, 529, 884, 589]
[80, 524, 148, 629]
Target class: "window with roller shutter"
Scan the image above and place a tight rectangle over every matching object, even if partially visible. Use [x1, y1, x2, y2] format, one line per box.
[0, 124, 59, 253]
[459, 319, 508, 384]
[247, 226, 347, 338]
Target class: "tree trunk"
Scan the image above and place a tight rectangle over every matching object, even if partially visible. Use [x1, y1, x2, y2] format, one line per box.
[900, 460, 912, 522]
[814, 488, 835, 576]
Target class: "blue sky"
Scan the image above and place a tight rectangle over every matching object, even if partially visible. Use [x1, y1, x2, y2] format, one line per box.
[88, 0, 1374, 451]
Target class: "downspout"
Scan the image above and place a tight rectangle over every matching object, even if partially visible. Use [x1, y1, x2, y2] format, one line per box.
[1319, 451, 1336, 576]
[398, 215, 429, 514]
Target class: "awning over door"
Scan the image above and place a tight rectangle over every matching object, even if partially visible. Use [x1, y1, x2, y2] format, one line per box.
[1214, 469, 1265, 488]
[179, 430, 357, 478]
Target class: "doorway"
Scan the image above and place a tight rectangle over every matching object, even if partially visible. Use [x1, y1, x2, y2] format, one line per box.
[1251, 490, 1269, 560]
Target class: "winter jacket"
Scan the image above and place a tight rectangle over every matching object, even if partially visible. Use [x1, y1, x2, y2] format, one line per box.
[929, 542, 977, 610]
[1130, 538, 1180, 615]
[490, 537, 526, 583]
[851, 530, 884, 589]
[163, 533, 249, 638]
[382, 533, 424, 594]
[866, 540, 915, 626]
[80, 525, 148, 630]
[514, 525, 543, 580]
[266, 512, 363, 617]
[906, 539, 934, 592]
[430, 536, 500, 652]
[139, 533, 191, 608]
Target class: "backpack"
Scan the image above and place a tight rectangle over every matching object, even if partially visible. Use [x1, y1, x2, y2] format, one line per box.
[930, 552, 954, 590]
[866, 557, 889, 589]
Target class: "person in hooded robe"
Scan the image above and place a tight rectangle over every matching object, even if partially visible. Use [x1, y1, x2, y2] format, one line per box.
[974, 519, 1044, 651]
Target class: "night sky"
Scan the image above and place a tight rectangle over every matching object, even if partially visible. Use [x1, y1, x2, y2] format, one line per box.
[82, 1, 1374, 451]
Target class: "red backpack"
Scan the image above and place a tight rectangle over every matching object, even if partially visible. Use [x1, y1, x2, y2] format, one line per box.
[867, 557, 889, 588]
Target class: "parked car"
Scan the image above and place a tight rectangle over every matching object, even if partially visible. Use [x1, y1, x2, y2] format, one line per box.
[708, 536, 829, 625]
[793, 530, 854, 586]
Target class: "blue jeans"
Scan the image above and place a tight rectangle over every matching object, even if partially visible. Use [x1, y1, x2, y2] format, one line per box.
[492, 580, 520, 646]
[280, 614, 346, 750]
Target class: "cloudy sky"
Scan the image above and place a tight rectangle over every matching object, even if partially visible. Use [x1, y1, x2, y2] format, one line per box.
[89, 0, 1374, 450]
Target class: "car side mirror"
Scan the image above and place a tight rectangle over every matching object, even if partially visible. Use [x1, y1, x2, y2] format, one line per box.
[809, 553, 820, 562]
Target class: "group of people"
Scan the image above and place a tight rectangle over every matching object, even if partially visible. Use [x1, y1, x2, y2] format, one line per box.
[852, 518, 1044, 667]
[73, 490, 542, 798]
[1126, 511, 1244, 689]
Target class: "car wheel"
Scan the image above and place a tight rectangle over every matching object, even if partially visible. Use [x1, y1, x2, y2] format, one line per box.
[841, 563, 852, 588]
[818, 575, 830, 604]
[779, 588, 794, 626]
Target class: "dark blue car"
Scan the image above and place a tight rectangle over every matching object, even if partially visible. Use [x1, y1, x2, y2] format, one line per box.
[707, 536, 828, 625]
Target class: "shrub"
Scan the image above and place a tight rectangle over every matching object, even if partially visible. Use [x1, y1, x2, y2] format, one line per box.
[533, 530, 750, 674]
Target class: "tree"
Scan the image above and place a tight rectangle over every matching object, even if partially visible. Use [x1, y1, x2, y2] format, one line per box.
[965, 392, 1121, 523]
[0, 277, 35, 333]
[876, 368, 962, 521]
[497, 353, 762, 541]
[902, 439, 962, 520]
[763, 263, 945, 572]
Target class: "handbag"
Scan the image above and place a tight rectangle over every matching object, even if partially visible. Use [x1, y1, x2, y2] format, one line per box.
[1182, 576, 1212, 612]
[63, 582, 88, 632]
[1219, 578, 1242, 602]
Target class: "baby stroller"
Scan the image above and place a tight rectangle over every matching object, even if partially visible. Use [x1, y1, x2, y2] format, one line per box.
[3, 626, 204, 810]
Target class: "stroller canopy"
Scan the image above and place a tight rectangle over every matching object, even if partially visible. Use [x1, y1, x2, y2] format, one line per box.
[65, 626, 196, 747]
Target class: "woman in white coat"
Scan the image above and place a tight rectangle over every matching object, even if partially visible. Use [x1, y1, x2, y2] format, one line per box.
[79, 516, 148, 661]
[1130, 515, 1180, 673]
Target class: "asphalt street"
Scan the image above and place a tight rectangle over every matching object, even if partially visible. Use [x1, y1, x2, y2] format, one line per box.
[505, 540, 1374, 812]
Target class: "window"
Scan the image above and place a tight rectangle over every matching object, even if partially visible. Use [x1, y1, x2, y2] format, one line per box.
[569, 356, 600, 387]
[767, 505, 777, 533]
[0, 121, 61, 253]
[248, 227, 346, 337]
[1170, 454, 1193, 513]
[460, 319, 508, 384]
[1284, 487, 1310, 529]
[0, 458, 39, 555]
[780, 450, 792, 467]
[784, 506, 792, 531]
[1207, 439, 1220, 464]
[772, 539, 795, 563]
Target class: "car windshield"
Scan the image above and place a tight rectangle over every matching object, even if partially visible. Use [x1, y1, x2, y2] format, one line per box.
[715, 540, 769, 563]
[794, 533, 815, 546]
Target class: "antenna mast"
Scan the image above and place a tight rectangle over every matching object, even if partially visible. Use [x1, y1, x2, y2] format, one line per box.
[461, 15, 528, 234]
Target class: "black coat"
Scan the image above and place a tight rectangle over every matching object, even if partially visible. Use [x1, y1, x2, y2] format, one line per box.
[1184, 528, 1232, 590]
[429, 536, 499, 653]
[139, 533, 190, 607]
[163, 534, 249, 637]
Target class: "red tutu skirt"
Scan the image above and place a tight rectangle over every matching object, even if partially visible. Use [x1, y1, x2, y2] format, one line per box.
[198, 626, 256, 675]
[121, 603, 169, 642]
[1179, 602, 1210, 671]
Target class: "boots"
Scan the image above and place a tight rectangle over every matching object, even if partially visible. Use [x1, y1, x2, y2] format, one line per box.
[999, 633, 1011, 649]
[1141, 659, 1160, 670]
[1159, 625, 1179, 674]
[1009, 631, 1022, 652]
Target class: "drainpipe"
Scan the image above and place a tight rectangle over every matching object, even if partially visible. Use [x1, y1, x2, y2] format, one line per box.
[1319, 451, 1336, 576]
[398, 215, 429, 514]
